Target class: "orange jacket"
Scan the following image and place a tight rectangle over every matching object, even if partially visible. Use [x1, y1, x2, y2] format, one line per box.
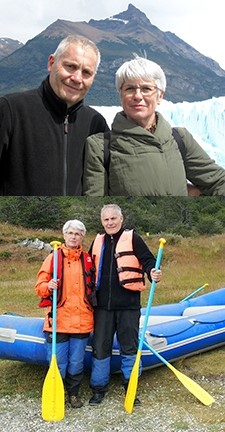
[35, 244, 94, 334]
[92, 230, 146, 291]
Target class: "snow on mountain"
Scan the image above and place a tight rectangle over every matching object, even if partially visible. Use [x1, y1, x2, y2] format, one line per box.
[93, 96, 225, 168]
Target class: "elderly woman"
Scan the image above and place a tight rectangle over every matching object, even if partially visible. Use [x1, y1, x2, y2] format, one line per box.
[83, 56, 225, 196]
[35, 220, 95, 409]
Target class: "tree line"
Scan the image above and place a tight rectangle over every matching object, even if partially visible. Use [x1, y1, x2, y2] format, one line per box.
[1, 196, 225, 236]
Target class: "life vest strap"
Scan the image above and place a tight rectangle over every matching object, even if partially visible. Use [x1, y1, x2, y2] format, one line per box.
[117, 266, 144, 274]
[120, 277, 145, 285]
[114, 250, 134, 258]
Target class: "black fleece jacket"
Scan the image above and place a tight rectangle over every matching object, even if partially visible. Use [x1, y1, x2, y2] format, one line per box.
[0, 77, 108, 195]
[90, 229, 156, 310]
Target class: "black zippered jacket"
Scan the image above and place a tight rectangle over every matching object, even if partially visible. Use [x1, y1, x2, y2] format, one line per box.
[90, 228, 156, 310]
[0, 77, 109, 195]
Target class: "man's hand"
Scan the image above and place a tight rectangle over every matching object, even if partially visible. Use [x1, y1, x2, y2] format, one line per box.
[150, 268, 162, 282]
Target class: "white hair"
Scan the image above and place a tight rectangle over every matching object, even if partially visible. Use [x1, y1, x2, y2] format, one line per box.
[101, 204, 123, 218]
[62, 219, 86, 236]
[115, 56, 166, 92]
[53, 34, 101, 71]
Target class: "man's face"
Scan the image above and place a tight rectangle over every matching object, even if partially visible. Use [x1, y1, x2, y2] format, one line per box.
[101, 208, 124, 235]
[48, 43, 98, 107]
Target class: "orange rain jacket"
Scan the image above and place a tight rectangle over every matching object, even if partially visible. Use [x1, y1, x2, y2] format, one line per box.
[35, 244, 94, 334]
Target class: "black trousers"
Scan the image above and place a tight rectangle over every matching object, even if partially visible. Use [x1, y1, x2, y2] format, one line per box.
[92, 309, 140, 359]
[90, 309, 141, 389]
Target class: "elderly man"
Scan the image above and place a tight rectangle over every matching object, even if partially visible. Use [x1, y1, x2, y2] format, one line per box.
[89, 203, 162, 406]
[0, 34, 108, 195]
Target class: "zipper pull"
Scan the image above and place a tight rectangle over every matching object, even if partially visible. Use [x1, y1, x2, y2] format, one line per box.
[64, 115, 69, 134]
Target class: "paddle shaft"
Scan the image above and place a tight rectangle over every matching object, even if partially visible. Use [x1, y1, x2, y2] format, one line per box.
[180, 283, 209, 302]
[51, 244, 58, 356]
[143, 339, 171, 367]
[124, 238, 166, 414]
[138, 238, 166, 351]
[49, 241, 61, 357]
[142, 339, 214, 406]
[50, 241, 62, 355]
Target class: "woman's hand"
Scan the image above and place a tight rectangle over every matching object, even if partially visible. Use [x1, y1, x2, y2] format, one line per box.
[48, 279, 58, 291]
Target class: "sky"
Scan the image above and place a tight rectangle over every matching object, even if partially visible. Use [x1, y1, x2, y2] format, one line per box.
[0, 0, 225, 70]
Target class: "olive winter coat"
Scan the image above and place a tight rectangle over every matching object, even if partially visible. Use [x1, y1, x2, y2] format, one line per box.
[83, 111, 225, 196]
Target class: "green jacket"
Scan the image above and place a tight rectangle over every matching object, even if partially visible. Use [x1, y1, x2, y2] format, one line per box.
[83, 111, 225, 196]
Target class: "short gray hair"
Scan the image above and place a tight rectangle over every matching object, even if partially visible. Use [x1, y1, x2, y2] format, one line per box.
[62, 219, 86, 236]
[115, 56, 166, 92]
[101, 204, 123, 218]
[53, 34, 101, 71]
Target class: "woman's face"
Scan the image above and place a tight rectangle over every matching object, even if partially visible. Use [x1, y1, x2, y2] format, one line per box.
[63, 227, 84, 248]
[120, 79, 164, 128]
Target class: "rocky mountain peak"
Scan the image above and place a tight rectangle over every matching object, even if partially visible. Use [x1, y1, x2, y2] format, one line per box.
[112, 3, 151, 25]
[0, 38, 23, 60]
[89, 3, 151, 32]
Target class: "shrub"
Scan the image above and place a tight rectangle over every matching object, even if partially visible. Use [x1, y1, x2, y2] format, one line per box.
[196, 215, 223, 235]
[0, 250, 12, 260]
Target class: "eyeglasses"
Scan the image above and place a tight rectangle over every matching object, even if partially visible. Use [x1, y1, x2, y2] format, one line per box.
[65, 231, 82, 237]
[121, 85, 160, 96]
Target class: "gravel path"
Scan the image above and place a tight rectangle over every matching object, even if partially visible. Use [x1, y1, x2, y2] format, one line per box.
[1, 393, 225, 432]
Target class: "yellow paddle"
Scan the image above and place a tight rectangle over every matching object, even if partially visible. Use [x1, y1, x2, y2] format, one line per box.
[124, 238, 166, 414]
[42, 241, 65, 422]
[142, 339, 215, 406]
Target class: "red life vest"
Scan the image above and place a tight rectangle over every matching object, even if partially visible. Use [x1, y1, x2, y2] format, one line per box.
[38, 249, 96, 307]
[92, 230, 146, 291]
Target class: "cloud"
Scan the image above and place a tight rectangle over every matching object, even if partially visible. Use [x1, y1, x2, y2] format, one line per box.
[0, 0, 224, 69]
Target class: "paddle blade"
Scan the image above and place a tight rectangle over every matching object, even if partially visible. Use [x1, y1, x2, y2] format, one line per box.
[168, 363, 215, 406]
[42, 355, 65, 421]
[124, 350, 142, 414]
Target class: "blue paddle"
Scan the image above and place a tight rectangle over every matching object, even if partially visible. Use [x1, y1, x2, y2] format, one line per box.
[124, 238, 166, 413]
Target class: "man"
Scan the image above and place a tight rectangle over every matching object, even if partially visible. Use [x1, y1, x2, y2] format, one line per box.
[0, 35, 108, 195]
[89, 203, 162, 406]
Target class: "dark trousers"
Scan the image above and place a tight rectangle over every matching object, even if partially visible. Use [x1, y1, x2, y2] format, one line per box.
[90, 309, 141, 390]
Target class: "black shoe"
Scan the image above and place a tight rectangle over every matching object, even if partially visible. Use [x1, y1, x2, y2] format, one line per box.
[89, 392, 105, 405]
[134, 397, 141, 406]
[124, 384, 141, 406]
[68, 395, 83, 408]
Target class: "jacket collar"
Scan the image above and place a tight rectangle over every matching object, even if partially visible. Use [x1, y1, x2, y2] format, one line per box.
[111, 111, 171, 145]
[104, 227, 124, 241]
[61, 243, 83, 261]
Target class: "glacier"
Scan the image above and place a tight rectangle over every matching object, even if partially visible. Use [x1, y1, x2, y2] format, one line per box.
[93, 96, 225, 169]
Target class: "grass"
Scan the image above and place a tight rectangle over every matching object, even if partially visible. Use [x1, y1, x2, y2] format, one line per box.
[1, 222, 225, 430]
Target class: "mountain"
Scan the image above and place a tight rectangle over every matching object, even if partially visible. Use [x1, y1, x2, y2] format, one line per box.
[0, 38, 23, 60]
[0, 3, 225, 104]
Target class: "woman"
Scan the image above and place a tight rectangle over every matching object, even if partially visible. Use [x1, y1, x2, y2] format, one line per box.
[35, 219, 96, 408]
[83, 56, 225, 196]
